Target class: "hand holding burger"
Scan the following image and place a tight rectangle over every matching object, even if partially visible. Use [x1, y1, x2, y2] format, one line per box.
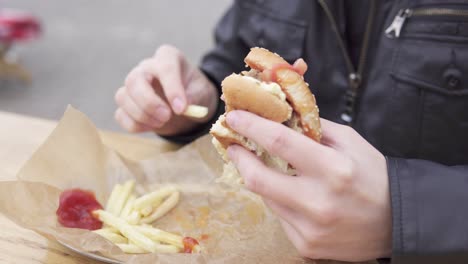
[212, 48, 392, 261]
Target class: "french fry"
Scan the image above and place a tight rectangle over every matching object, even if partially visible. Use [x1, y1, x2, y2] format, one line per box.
[140, 205, 153, 217]
[105, 184, 122, 212]
[134, 225, 184, 249]
[151, 243, 180, 254]
[133, 186, 177, 211]
[111, 180, 135, 216]
[93, 228, 128, 244]
[183, 104, 208, 119]
[120, 195, 136, 218]
[126, 210, 141, 225]
[141, 191, 180, 224]
[116, 243, 148, 254]
[102, 227, 119, 233]
[94, 210, 159, 253]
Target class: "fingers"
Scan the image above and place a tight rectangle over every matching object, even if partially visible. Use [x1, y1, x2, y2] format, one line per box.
[321, 117, 347, 138]
[227, 145, 301, 208]
[292, 58, 308, 76]
[124, 69, 172, 124]
[115, 87, 164, 128]
[319, 118, 358, 150]
[263, 198, 302, 226]
[144, 45, 188, 114]
[265, 198, 318, 258]
[117, 45, 191, 133]
[278, 218, 304, 249]
[279, 219, 318, 259]
[226, 111, 337, 173]
[114, 108, 153, 133]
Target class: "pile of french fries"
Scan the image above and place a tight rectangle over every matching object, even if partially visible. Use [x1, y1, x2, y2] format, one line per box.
[92, 180, 200, 254]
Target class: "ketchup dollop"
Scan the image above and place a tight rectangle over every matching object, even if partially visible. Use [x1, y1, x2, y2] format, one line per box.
[182, 236, 199, 253]
[56, 188, 103, 230]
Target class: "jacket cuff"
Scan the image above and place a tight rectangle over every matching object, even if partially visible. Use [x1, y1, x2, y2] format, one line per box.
[386, 157, 468, 263]
[386, 157, 410, 260]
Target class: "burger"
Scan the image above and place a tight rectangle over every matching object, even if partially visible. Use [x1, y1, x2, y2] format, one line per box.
[210, 47, 321, 183]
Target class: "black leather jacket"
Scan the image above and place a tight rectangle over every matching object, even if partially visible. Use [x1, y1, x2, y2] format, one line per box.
[171, 0, 468, 263]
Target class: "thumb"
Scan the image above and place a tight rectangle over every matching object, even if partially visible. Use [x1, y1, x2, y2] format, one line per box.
[227, 145, 302, 209]
[319, 118, 356, 149]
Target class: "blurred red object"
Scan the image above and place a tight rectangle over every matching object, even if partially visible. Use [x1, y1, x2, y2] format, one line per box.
[0, 9, 41, 83]
[0, 9, 41, 43]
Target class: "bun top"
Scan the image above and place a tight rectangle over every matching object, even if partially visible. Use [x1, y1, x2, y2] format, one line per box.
[245, 47, 322, 142]
[244, 47, 288, 71]
[221, 74, 292, 123]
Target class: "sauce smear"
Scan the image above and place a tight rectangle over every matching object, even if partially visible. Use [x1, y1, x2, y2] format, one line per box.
[182, 236, 199, 253]
[269, 63, 302, 83]
[56, 188, 103, 230]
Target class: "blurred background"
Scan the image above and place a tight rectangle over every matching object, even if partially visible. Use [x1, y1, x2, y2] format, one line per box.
[0, 0, 231, 132]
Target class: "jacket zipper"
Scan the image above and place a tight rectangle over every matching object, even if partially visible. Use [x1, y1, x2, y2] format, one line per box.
[386, 8, 468, 38]
[318, 0, 376, 124]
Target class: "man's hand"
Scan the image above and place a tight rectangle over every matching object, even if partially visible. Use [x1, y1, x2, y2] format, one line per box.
[114, 45, 218, 136]
[226, 111, 392, 261]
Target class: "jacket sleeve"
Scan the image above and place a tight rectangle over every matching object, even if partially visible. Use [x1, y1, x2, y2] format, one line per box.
[163, 1, 249, 144]
[386, 157, 468, 263]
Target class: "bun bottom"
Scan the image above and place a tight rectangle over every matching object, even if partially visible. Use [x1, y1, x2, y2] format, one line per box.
[210, 115, 293, 184]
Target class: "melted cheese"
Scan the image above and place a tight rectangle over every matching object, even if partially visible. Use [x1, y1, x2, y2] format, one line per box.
[242, 76, 287, 101]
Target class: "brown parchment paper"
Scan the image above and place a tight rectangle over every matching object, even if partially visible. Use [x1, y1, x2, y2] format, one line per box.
[0, 106, 372, 264]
